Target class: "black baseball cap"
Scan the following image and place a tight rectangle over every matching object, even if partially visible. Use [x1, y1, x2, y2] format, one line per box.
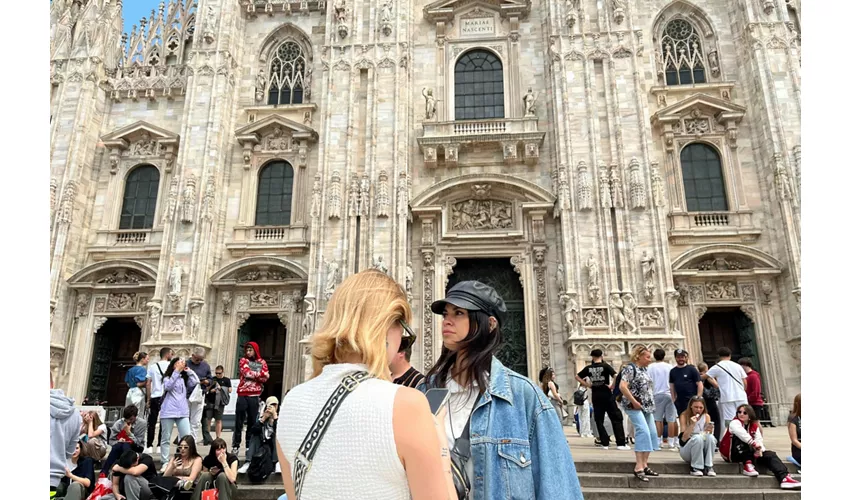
[431, 281, 507, 325]
[674, 348, 689, 356]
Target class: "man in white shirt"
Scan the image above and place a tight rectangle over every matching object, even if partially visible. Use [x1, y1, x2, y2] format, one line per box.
[144, 347, 173, 454]
[646, 349, 677, 449]
[707, 347, 748, 437]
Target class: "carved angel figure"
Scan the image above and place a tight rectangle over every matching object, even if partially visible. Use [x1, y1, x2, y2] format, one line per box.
[523, 87, 537, 117]
[423, 88, 436, 120]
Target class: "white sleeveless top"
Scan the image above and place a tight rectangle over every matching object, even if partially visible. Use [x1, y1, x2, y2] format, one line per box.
[278, 363, 410, 500]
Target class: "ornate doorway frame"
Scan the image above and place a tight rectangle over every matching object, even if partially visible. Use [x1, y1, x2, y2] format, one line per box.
[411, 174, 556, 379]
[672, 244, 786, 423]
[210, 257, 307, 394]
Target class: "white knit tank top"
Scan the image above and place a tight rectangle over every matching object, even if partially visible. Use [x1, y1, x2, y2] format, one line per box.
[277, 363, 410, 500]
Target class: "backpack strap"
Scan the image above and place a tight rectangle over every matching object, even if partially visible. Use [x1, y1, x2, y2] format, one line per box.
[293, 371, 371, 498]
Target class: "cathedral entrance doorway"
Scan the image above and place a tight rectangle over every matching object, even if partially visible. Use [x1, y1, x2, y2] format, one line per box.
[447, 258, 527, 377]
[236, 314, 286, 401]
[698, 308, 762, 373]
[86, 317, 141, 406]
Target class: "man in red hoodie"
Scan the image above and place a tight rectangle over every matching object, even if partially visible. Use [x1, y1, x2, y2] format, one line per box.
[231, 341, 269, 455]
[739, 357, 768, 424]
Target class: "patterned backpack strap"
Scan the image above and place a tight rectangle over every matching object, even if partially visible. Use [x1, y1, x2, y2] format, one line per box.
[293, 370, 371, 499]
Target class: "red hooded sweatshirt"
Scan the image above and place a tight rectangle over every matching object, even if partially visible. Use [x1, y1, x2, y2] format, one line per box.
[238, 341, 269, 397]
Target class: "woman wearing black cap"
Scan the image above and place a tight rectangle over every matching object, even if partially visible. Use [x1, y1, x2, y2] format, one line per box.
[426, 280, 583, 500]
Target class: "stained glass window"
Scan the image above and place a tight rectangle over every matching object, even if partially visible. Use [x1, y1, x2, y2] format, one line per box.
[268, 41, 306, 105]
[661, 19, 707, 86]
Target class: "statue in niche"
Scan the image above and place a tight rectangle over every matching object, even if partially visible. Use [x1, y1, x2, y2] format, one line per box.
[373, 255, 388, 274]
[641, 251, 656, 301]
[405, 262, 414, 299]
[622, 293, 638, 334]
[335, 0, 348, 24]
[325, 260, 339, 299]
[169, 264, 182, 296]
[585, 255, 600, 302]
[708, 51, 720, 76]
[422, 88, 436, 120]
[610, 293, 626, 332]
[559, 293, 579, 336]
[523, 88, 537, 117]
[556, 264, 566, 293]
[255, 69, 266, 102]
[380, 0, 393, 25]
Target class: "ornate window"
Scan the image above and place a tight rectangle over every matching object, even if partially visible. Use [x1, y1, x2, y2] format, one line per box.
[268, 41, 306, 106]
[255, 161, 295, 226]
[119, 165, 160, 229]
[681, 143, 727, 212]
[661, 19, 707, 86]
[454, 50, 504, 120]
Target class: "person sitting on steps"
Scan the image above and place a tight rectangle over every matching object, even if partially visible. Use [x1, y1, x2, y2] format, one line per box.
[677, 396, 716, 477]
[191, 439, 239, 500]
[54, 441, 96, 500]
[723, 404, 801, 489]
[101, 405, 147, 475]
[80, 411, 108, 461]
[787, 393, 801, 470]
[151, 435, 203, 497]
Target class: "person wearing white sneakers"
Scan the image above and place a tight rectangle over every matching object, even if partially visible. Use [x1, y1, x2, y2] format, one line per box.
[677, 396, 716, 477]
[723, 404, 801, 490]
[646, 349, 678, 450]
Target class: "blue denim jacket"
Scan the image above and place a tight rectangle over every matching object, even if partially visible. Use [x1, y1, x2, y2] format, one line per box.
[422, 357, 584, 500]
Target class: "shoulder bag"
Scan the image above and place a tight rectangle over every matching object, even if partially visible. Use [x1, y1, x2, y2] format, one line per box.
[449, 392, 483, 500]
[716, 363, 746, 389]
[293, 371, 372, 499]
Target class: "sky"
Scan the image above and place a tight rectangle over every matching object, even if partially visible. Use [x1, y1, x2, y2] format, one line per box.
[123, 0, 165, 35]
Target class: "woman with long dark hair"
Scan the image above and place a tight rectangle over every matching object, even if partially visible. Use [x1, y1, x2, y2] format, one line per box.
[425, 280, 582, 499]
[724, 404, 800, 489]
[192, 438, 238, 500]
[151, 435, 203, 497]
[160, 357, 199, 468]
[539, 367, 566, 422]
[787, 393, 801, 468]
[55, 441, 95, 500]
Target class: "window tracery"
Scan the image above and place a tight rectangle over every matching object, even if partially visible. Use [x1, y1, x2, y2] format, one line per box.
[661, 19, 707, 85]
[454, 49, 505, 120]
[267, 41, 307, 106]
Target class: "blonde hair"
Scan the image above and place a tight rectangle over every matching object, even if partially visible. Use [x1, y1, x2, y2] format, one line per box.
[310, 269, 411, 381]
[630, 345, 650, 363]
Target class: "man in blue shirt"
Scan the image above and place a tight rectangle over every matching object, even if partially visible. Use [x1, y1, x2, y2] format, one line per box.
[669, 349, 703, 415]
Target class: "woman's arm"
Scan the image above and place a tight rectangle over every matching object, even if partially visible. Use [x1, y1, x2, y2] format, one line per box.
[788, 422, 801, 449]
[65, 468, 91, 489]
[548, 381, 563, 403]
[619, 368, 641, 410]
[186, 369, 200, 389]
[277, 441, 295, 497]
[223, 457, 238, 484]
[187, 457, 203, 483]
[679, 414, 693, 442]
[393, 387, 454, 500]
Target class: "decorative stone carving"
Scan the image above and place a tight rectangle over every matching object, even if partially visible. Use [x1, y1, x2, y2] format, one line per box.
[759, 280, 774, 304]
[405, 262, 414, 302]
[559, 292, 579, 337]
[706, 281, 738, 300]
[380, 0, 393, 36]
[622, 293, 638, 334]
[689, 285, 705, 304]
[58, 181, 77, 224]
[666, 291, 680, 333]
[638, 307, 665, 328]
[166, 315, 186, 333]
[762, 0, 776, 15]
[201, 176, 216, 222]
[422, 251, 435, 370]
[130, 132, 160, 156]
[674, 282, 689, 306]
[221, 291, 232, 315]
[302, 297, 316, 339]
[50, 179, 58, 223]
[107, 293, 136, 311]
[94, 297, 106, 313]
[76, 293, 90, 318]
[444, 144, 459, 166]
[376, 170, 390, 217]
[397, 171, 409, 219]
[359, 175, 370, 216]
[577, 161, 593, 211]
[692, 257, 751, 271]
[97, 270, 145, 284]
[471, 184, 491, 200]
[556, 264, 566, 294]
[310, 174, 322, 219]
[422, 88, 436, 120]
[444, 256, 458, 288]
[565, 0, 578, 27]
[202, 4, 217, 44]
[164, 179, 179, 223]
[169, 264, 183, 297]
[510, 256, 524, 288]
[524, 143, 539, 165]
[534, 256, 552, 366]
[556, 164, 572, 213]
[773, 153, 793, 201]
[609, 166, 624, 208]
[598, 165, 612, 209]
[422, 219, 434, 246]
[92, 316, 108, 333]
[335, 0, 350, 39]
[641, 251, 656, 302]
[502, 142, 518, 163]
[523, 88, 537, 117]
[324, 260, 340, 299]
[373, 255, 389, 274]
[694, 305, 708, 320]
[348, 173, 361, 217]
[181, 174, 197, 223]
[684, 110, 710, 135]
[586, 255, 601, 304]
[188, 300, 203, 340]
[740, 304, 757, 322]
[583, 308, 608, 327]
[250, 289, 278, 307]
[263, 127, 290, 151]
[629, 158, 646, 209]
[254, 68, 266, 102]
[792, 145, 801, 193]
[236, 312, 251, 328]
[610, 0, 625, 24]
[708, 50, 720, 76]
[450, 199, 513, 231]
[738, 284, 755, 302]
[146, 301, 162, 340]
[328, 171, 342, 220]
[650, 162, 664, 207]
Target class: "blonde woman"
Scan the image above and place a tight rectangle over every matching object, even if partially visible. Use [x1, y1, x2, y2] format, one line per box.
[276, 269, 456, 500]
[619, 345, 659, 482]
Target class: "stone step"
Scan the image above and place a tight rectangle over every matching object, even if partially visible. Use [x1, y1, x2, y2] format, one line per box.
[578, 472, 789, 490]
[574, 460, 799, 476]
[582, 488, 801, 500]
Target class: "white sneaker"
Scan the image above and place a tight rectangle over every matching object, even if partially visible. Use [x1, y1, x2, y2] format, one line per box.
[601, 446, 609, 450]
[144, 447, 153, 454]
[742, 461, 759, 477]
[275, 462, 281, 474]
[690, 467, 704, 476]
[238, 462, 251, 474]
[617, 445, 631, 451]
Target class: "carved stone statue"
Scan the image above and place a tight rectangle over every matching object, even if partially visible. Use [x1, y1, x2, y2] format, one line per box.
[629, 159, 646, 209]
[622, 293, 638, 334]
[405, 262, 414, 299]
[325, 260, 339, 299]
[422, 88, 436, 120]
[584, 309, 607, 327]
[359, 176, 371, 216]
[376, 170, 390, 217]
[559, 293, 579, 336]
[641, 251, 656, 301]
[380, 0, 393, 24]
[610, 293, 625, 332]
[181, 175, 197, 223]
[310, 174, 322, 219]
[131, 131, 157, 156]
[169, 264, 182, 296]
[577, 161, 593, 210]
[302, 298, 316, 338]
[599, 166, 612, 208]
[146, 301, 163, 339]
[774, 154, 792, 200]
[451, 199, 513, 231]
[586, 255, 600, 303]
[328, 171, 342, 220]
[556, 264, 566, 294]
[335, 0, 348, 24]
[373, 255, 388, 274]
[255, 69, 266, 102]
[609, 166, 624, 208]
[523, 87, 537, 117]
[651, 163, 664, 207]
[666, 291, 680, 333]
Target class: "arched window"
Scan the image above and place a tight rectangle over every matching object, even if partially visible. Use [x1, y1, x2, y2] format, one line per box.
[681, 144, 728, 212]
[454, 50, 504, 120]
[120, 165, 160, 229]
[661, 19, 707, 86]
[268, 41, 306, 106]
[255, 161, 295, 226]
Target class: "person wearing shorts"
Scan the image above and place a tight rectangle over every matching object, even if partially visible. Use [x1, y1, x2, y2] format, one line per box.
[646, 349, 678, 449]
[204, 366, 232, 442]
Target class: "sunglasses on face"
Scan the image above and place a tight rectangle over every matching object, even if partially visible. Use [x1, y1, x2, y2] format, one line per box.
[737, 410, 748, 414]
[177, 445, 189, 450]
[398, 319, 416, 351]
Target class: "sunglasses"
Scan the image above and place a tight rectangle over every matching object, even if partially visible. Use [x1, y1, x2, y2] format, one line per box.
[737, 410, 748, 414]
[399, 319, 416, 351]
[177, 445, 189, 450]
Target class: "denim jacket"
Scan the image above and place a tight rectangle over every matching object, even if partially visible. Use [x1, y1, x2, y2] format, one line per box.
[422, 357, 584, 500]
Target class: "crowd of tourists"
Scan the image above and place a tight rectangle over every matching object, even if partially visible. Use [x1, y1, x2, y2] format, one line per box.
[51, 268, 801, 499]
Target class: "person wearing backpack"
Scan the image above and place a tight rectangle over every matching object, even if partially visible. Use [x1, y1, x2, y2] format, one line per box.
[573, 377, 592, 438]
[707, 347, 748, 437]
[146, 347, 174, 454]
[576, 349, 628, 450]
[618, 346, 659, 482]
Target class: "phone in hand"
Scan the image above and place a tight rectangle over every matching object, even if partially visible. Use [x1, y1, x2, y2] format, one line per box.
[425, 388, 451, 416]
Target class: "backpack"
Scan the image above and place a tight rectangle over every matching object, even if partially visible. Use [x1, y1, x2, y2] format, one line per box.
[247, 441, 275, 484]
[573, 388, 587, 406]
[611, 363, 635, 401]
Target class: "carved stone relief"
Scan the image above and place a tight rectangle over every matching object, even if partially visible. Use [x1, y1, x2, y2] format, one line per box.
[250, 289, 279, 307]
[328, 171, 342, 220]
[741, 284, 756, 302]
[450, 199, 513, 230]
[221, 291, 232, 315]
[534, 251, 551, 366]
[106, 293, 137, 311]
[706, 281, 738, 300]
[759, 280, 774, 304]
[651, 162, 665, 207]
[585, 255, 601, 304]
[641, 251, 656, 302]
[76, 293, 90, 318]
[97, 269, 146, 284]
[629, 158, 646, 209]
[577, 161, 593, 211]
[376, 170, 390, 218]
[583, 308, 609, 327]
[181, 174, 197, 223]
[638, 307, 665, 328]
[324, 260, 340, 300]
[422, 250, 435, 371]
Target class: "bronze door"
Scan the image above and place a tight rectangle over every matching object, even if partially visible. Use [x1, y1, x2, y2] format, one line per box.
[241, 314, 286, 401]
[87, 317, 141, 405]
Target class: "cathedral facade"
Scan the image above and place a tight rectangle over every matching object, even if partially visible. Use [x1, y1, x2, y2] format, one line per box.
[49, 0, 802, 421]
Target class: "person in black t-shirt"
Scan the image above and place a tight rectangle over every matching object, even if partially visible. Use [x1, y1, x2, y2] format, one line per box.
[111, 449, 157, 500]
[204, 365, 233, 442]
[575, 349, 628, 449]
[669, 349, 703, 416]
[55, 441, 95, 500]
[193, 438, 239, 500]
[389, 327, 425, 389]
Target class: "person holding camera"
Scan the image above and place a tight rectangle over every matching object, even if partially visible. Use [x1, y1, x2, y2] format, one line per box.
[159, 357, 200, 467]
[677, 396, 716, 476]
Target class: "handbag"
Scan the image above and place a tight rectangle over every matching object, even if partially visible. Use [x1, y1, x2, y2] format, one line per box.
[293, 371, 372, 499]
[189, 384, 204, 404]
[86, 473, 113, 500]
[449, 392, 483, 500]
